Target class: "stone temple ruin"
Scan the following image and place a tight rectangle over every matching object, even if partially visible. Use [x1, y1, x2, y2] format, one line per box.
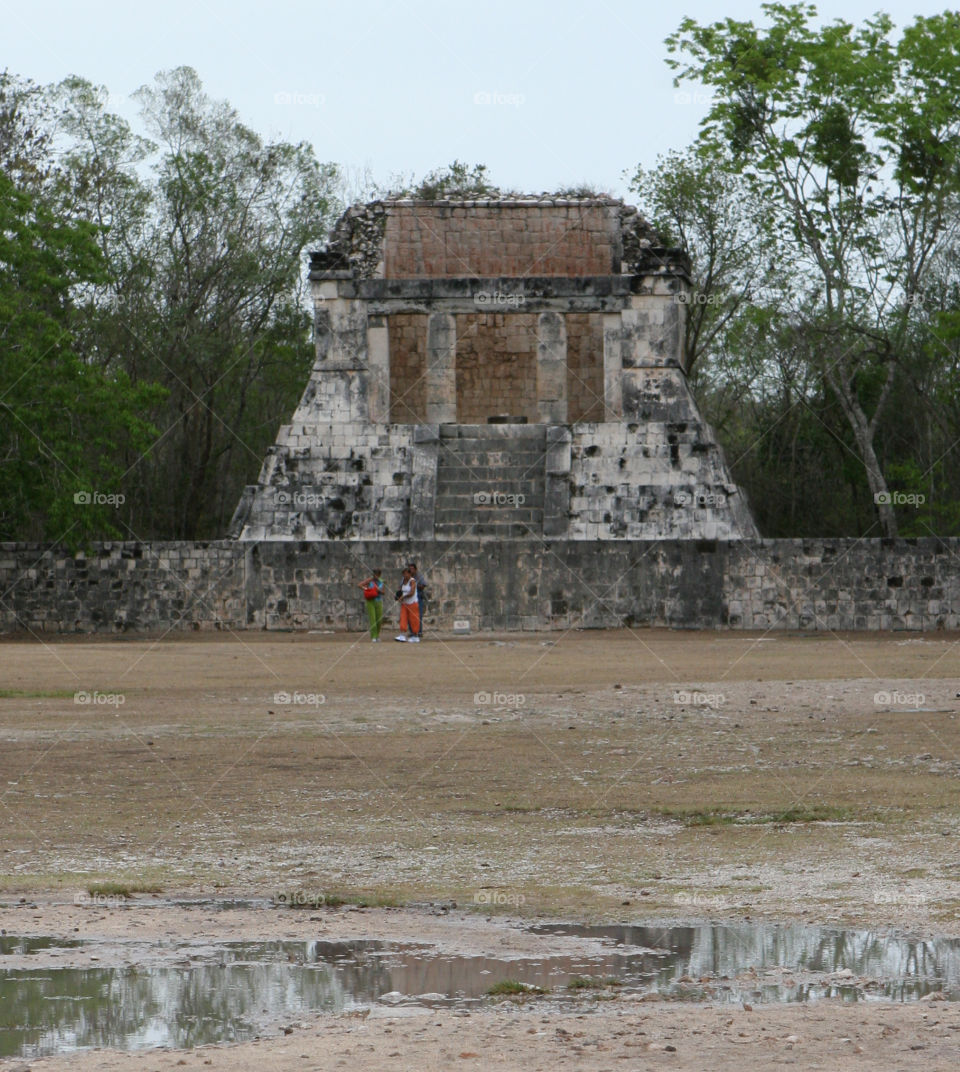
[6, 201, 955, 635]
[3, 194, 951, 634]
[230, 197, 758, 544]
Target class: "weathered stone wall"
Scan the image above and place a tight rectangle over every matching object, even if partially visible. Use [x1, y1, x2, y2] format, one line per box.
[2, 539, 957, 635]
[235, 422, 416, 541]
[566, 422, 754, 541]
[0, 542, 247, 633]
[566, 312, 605, 422]
[386, 310, 608, 426]
[233, 197, 751, 541]
[387, 313, 427, 423]
[382, 202, 620, 278]
[455, 313, 539, 422]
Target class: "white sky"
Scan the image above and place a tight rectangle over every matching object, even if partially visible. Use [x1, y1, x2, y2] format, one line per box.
[4, 0, 952, 200]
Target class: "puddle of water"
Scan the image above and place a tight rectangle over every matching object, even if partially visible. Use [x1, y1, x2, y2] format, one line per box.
[529, 922, 960, 1001]
[0, 936, 85, 956]
[2, 922, 958, 1058]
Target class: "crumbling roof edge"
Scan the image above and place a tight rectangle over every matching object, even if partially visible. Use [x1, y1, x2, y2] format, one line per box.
[357, 196, 629, 209]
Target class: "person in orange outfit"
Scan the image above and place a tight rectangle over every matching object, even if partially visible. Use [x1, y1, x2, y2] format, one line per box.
[395, 566, 420, 643]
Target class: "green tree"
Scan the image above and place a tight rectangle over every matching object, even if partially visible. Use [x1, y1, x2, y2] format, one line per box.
[124, 67, 340, 538]
[667, 4, 960, 537]
[0, 70, 54, 190]
[0, 170, 160, 544]
[629, 147, 781, 373]
[48, 68, 341, 539]
[0, 67, 341, 541]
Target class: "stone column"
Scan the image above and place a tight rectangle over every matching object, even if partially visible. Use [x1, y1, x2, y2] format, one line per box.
[425, 312, 457, 424]
[293, 278, 370, 424]
[543, 425, 572, 537]
[366, 314, 390, 423]
[409, 425, 440, 539]
[536, 312, 567, 424]
[619, 287, 687, 421]
[620, 285, 685, 371]
[602, 312, 623, 420]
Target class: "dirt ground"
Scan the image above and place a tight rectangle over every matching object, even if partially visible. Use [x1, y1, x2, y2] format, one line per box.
[2, 628, 960, 1069]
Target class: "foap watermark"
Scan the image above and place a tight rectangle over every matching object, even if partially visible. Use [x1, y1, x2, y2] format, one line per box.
[673, 890, 728, 909]
[474, 888, 526, 907]
[673, 89, 717, 107]
[874, 690, 925, 707]
[474, 290, 526, 308]
[873, 889, 927, 906]
[474, 691, 526, 708]
[74, 890, 126, 908]
[273, 90, 325, 109]
[675, 290, 724, 306]
[74, 491, 125, 507]
[674, 490, 727, 507]
[274, 889, 329, 907]
[473, 90, 525, 108]
[875, 491, 925, 507]
[274, 690, 326, 707]
[276, 489, 323, 508]
[473, 491, 526, 507]
[75, 690, 125, 707]
[673, 690, 725, 708]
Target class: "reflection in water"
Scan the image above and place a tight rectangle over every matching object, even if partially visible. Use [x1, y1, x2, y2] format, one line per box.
[529, 923, 960, 1000]
[1, 923, 958, 1059]
[0, 936, 85, 955]
[1, 944, 356, 1058]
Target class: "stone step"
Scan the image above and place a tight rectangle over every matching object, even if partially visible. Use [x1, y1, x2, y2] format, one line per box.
[437, 457, 545, 470]
[435, 474, 545, 491]
[438, 442, 546, 454]
[437, 452, 547, 466]
[436, 480, 545, 496]
[437, 470, 544, 484]
[437, 495, 548, 508]
[435, 522, 544, 536]
[435, 509, 543, 525]
[434, 521, 543, 538]
[434, 426, 547, 536]
[439, 425, 547, 439]
[439, 447, 545, 457]
[438, 441, 546, 454]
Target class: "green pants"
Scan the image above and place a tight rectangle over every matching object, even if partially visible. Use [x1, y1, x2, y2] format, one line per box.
[365, 598, 383, 638]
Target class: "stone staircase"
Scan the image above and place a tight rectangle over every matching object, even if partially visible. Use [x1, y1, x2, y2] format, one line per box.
[434, 425, 547, 538]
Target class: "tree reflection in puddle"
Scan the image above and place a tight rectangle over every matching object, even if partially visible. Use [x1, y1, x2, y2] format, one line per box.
[2, 922, 958, 1059]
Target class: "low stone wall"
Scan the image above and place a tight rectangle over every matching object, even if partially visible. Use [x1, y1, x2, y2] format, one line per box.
[0, 542, 247, 633]
[1, 538, 956, 634]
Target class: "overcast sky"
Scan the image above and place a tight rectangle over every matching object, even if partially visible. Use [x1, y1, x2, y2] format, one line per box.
[5, 1, 952, 200]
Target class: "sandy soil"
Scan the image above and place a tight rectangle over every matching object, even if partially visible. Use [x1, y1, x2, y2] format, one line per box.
[2, 629, 959, 1068]
[6, 994, 959, 1072]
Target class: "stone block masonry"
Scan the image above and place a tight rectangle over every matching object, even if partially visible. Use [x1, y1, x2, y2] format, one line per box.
[381, 202, 621, 278]
[230, 196, 760, 543]
[456, 313, 539, 422]
[2, 539, 957, 634]
[387, 313, 427, 423]
[0, 542, 247, 634]
[11, 198, 942, 637]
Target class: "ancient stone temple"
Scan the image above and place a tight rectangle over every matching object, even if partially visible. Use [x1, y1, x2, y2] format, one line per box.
[230, 197, 757, 542]
[7, 201, 949, 633]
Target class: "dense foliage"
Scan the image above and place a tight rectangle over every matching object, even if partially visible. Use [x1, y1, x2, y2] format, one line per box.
[0, 67, 339, 542]
[4, 6, 960, 542]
